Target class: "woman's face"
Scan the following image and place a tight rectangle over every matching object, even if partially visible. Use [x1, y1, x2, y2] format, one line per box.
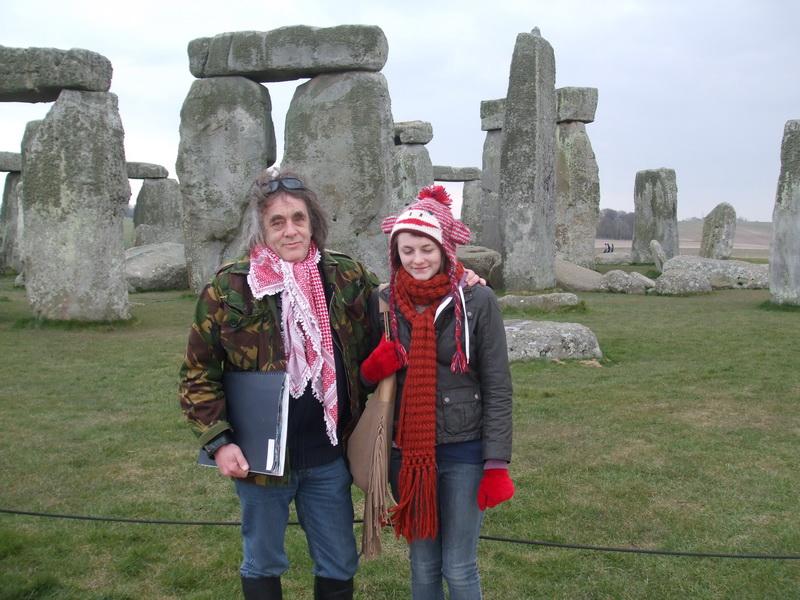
[261, 193, 312, 262]
[395, 232, 443, 280]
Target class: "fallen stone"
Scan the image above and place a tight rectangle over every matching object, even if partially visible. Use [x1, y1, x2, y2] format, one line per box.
[125, 243, 188, 292]
[594, 251, 632, 265]
[555, 258, 604, 291]
[457, 245, 503, 289]
[497, 293, 579, 310]
[601, 269, 654, 294]
[504, 319, 602, 361]
[653, 269, 713, 295]
[662, 255, 768, 289]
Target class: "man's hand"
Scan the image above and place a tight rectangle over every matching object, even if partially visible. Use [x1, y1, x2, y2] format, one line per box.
[463, 268, 486, 287]
[214, 443, 250, 478]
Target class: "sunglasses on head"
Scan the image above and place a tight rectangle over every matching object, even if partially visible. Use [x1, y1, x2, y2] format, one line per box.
[263, 177, 306, 194]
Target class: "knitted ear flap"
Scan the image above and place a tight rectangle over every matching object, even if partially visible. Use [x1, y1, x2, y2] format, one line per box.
[450, 220, 471, 245]
[381, 215, 397, 234]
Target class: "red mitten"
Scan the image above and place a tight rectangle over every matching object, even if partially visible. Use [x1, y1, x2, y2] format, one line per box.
[476, 468, 515, 510]
[361, 338, 402, 383]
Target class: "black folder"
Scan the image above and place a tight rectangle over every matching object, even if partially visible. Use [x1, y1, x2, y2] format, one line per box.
[198, 371, 289, 476]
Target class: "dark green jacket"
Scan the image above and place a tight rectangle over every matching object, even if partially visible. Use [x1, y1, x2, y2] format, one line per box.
[179, 250, 379, 457]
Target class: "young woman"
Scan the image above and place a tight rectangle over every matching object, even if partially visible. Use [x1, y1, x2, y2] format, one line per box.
[360, 185, 515, 600]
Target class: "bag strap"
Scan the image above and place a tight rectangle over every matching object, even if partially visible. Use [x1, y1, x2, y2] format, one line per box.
[377, 283, 390, 340]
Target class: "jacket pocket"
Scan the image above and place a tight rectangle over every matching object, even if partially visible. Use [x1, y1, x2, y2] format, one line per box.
[439, 387, 482, 436]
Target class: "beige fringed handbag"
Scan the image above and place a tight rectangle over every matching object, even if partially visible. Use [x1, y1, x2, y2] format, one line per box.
[347, 291, 396, 559]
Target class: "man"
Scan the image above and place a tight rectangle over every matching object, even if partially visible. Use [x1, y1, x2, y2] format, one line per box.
[179, 169, 377, 600]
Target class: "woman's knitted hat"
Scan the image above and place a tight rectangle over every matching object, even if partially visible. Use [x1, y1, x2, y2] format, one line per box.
[381, 185, 472, 372]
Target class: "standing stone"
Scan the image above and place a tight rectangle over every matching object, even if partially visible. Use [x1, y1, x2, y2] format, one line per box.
[631, 168, 679, 263]
[0, 172, 22, 273]
[555, 87, 599, 269]
[499, 30, 557, 290]
[282, 71, 394, 280]
[555, 120, 600, 268]
[770, 120, 800, 305]
[0, 46, 113, 102]
[23, 90, 130, 320]
[473, 106, 505, 252]
[14, 120, 43, 283]
[188, 26, 388, 81]
[460, 180, 482, 228]
[650, 239, 668, 273]
[176, 77, 276, 292]
[133, 178, 184, 246]
[700, 202, 736, 259]
[391, 121, 433, 214]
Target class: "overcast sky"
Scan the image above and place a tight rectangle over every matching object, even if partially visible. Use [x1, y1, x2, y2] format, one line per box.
[1, 0, 798, 221]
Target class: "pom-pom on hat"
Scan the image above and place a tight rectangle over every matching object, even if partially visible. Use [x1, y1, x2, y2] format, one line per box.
[381, 185, 473, 373]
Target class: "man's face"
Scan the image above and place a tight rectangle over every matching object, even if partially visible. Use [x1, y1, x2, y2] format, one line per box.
[262, 193, 312, 263]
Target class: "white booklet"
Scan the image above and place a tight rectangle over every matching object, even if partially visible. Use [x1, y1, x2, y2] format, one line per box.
[198, 371, 289, 477]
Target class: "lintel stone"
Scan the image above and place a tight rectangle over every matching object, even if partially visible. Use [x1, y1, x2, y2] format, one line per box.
[126, 162, 169, 179]
[394, 121, 433, 145]
[0, 151, 22, 172]
[188, 25, 388, 81]
[0, 45, 112, 103]
[556, 87, 598, 123]
[433, 166, 481, 181]
[480, 98, 506, 131]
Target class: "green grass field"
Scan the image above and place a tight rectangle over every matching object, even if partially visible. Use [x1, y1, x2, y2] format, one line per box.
[1, 276, 798, 599]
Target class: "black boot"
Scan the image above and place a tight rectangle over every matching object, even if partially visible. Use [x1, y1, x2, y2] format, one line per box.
[241, 576, 282, 600]
[314, 576, 354, 600]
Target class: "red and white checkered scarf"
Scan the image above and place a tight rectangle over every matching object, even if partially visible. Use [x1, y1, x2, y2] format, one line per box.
[247, 242, 339, 445]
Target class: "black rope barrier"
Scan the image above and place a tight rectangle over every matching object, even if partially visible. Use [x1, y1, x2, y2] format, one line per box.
[2, 508, 799, 560]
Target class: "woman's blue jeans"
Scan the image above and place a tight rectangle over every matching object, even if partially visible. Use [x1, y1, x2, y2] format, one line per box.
[234, 456, 358, 581]
[391, 451, 485, 600]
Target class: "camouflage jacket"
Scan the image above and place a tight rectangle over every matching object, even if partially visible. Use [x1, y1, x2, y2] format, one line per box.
[179, 250, 379, 451]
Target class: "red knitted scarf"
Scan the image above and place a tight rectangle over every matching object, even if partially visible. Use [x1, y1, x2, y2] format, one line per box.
[389, 263, 464, 541]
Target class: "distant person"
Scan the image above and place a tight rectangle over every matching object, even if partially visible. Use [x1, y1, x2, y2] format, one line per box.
[179, 168, 378, 600]
[359, 185, 514, 599]
[610, 243, 615, 253]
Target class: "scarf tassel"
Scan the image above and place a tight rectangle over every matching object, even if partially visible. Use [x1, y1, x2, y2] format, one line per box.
[450, 349, 468, 374]
[390, 457, 439, 542]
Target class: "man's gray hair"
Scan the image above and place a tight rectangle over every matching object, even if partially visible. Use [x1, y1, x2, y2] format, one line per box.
[243, 168, 329, 252]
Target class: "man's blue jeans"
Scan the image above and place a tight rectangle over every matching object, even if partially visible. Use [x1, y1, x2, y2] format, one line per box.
[391, 451, 485, 600]
[234, 457, 358, 581]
